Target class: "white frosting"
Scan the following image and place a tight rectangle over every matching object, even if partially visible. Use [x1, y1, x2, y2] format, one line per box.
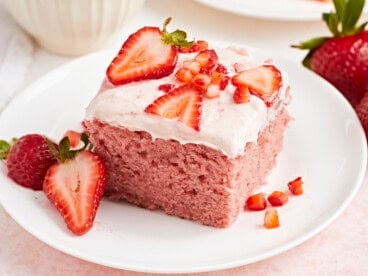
[85, 47, 290, 158]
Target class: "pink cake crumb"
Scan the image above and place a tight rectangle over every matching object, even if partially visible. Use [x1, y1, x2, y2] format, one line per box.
[85, 108, 290, 228]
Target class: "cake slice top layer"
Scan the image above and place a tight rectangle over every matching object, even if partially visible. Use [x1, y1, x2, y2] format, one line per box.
[85, 46, 290, 158]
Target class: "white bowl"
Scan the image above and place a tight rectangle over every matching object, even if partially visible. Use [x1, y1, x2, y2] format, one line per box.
[4, 0, 146, 56]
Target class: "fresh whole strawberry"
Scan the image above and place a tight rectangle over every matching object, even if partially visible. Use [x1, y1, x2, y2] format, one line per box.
[107, 17, 193, 85]
[293, 0, 368, 107]
[43, 134, 106, 235]
[0, 134, 56, 190]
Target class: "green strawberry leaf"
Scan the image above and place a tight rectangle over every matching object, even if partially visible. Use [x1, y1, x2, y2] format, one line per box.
[323, 13, 339, 36]
[0, 140, 10, 160]
[342, 0, 365, 34]
[333, 0, 346, 22]
[356, 21, 368, 33]
[161, 17, 194, 47]
[291, 37, 328, 50]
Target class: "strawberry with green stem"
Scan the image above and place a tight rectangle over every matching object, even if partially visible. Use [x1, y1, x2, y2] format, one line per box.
[44, 133, 106, 235]
[293, 0, 368, 107]
[107, 17, 193, 85]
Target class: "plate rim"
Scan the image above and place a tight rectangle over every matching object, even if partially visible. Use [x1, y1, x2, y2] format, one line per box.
[0, 47, 367, 273]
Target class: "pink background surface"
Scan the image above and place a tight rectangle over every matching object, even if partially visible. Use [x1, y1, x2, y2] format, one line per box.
[1, 0, 368, 274]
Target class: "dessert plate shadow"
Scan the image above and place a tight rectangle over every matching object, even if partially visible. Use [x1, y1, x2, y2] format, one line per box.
[195, 0, 368, 21]
[0, 47, 366, 273]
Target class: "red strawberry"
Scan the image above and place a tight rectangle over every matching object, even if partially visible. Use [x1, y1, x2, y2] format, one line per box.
[158, 83, 175, 93]
[182, 60, 201, 74]
[233, 86, 250, 104]
[145, 85, 203, 131]
[288, 176, 304, 195]
[245, 193, 267, 211]
[179, 40, 208, 53]
[107, 18, 193, 85]
[264, 209, 280, 229]
[192, 73, 211, 93]
[232, 65, 282, 106]
[293, 0, 368, 107]
[195, 49, 219, 70]
[63, 130, 81, 148]
[356, 92, 368, 137]
[43, 135, 106, 235]
[0, 134, 56, 190]
[267, 191, 288, 207]
[175, 68, 195, 84]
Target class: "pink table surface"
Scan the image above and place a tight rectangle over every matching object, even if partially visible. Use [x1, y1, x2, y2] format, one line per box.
[1, 0, 368, 274]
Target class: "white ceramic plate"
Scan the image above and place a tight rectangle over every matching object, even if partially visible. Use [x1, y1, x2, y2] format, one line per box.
[0, 48, 366, 273]
[196, 0, 368, 21]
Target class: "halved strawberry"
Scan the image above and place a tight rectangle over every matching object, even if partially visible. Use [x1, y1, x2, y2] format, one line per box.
[43, 135, 106, 235]
[288, 177, 304, 195]
[264, 209, 280, 229]
[232, 65, 282, 106]
[145, 85, 203, 131]
[63, 130, 81, 148]
[107, 18, 192, 85]
[233, 86, 250, 104]
[245, 193, 267, 211]
[267, 191, 288, 207]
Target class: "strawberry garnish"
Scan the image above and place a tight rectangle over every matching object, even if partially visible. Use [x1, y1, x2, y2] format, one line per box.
[264, 209, 280, 229]
[145, 85, 203, 131]
[106, 18, 192, 85]
[288, 177, 304, 195]
[175, 68, 195, 84]
[233, 86, 250, 104]
[195, 49, 219, 71]
[179, 40, 208, 53]
[192, 73, 211, 93]
[63, 130, 82, 148]
[245, 193, 267, 211]
[267, 191, 288, 207]
[293, 0, 368, 107]
[0, 134, 57, 191]
[158, 83, 175, 93]
[44, 134, 106, 235]
[232, 65, 282, 106]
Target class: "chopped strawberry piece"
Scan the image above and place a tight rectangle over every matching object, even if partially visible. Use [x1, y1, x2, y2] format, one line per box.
[179, 40, 208, 53]
[264, 209, 280, 229]
[245, 193, 267, 211]
[158, 83, 175, 93]
[232, 65, 282, 106]
[182, 60, 201, 74]
[233, 86, 250, 104]
[288, 177, 304, 195]
[63, 130, 81, 148]
[267, 191, 288, 206]
[145, 85, 203, 131]
[219, 75, 230, 90]
[206, 84, 221, 99]
[175, 68, 195, 84]
[192, 73, 211, 93]
[215, 63, 228, 74]
[195, 49, 218, 70]
[106, 27, 178, 85]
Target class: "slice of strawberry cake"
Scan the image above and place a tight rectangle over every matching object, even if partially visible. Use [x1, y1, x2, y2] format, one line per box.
[84, 19, 291, 227]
